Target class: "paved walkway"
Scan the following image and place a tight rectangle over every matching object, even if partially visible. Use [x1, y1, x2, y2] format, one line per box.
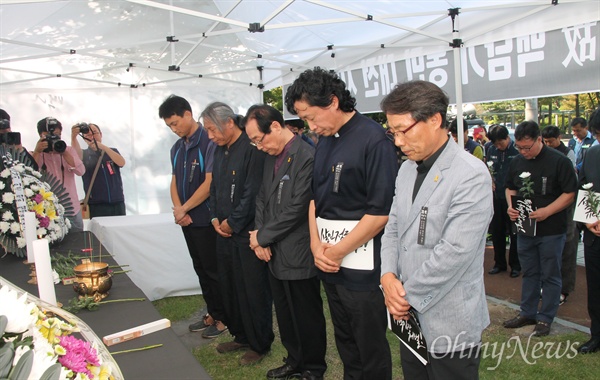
[483, 243, 590, 330]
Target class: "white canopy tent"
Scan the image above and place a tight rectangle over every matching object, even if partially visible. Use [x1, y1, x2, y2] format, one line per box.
[1, 0, 599, 215]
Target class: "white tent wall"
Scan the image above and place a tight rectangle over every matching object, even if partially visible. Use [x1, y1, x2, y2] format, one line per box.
[0, 82, 261, 215]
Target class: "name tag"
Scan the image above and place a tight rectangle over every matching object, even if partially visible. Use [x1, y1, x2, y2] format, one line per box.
[417, 207, 428, 245]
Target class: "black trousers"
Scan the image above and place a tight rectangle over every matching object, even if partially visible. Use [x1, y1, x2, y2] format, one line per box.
[491, 196, 520, 271]
[181, 226, 225, 322]
[269, 273, 327, 375]
[584, 235, 600, 338]
[89, 201, 126, 218]
[323, 282, 391, 380]
[400, 343, 481, 380]
[217, 235, 274, 354]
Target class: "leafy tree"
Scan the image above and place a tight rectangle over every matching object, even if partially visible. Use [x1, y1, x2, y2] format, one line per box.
[262, 87, 283, 112]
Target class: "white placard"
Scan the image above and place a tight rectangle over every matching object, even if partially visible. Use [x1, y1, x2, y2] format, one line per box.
[33, 239, 57, 306]
[316, 217, 374, 270]
[24, 212, 37, 263]
[574, 190, 600, 224]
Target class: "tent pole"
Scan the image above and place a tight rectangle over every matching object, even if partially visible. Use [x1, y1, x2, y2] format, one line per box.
[450, 8, 464, 149]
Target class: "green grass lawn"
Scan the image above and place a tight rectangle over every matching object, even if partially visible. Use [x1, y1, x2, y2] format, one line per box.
[153, 291, 600, 380]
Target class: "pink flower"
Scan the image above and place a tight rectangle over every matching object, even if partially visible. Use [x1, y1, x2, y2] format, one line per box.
[38, 216, 50, 228]
[33, 193, 43, 203]
[58, 335, 100, 377]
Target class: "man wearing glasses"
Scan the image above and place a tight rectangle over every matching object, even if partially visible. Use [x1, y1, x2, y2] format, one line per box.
[503, 121, 577, 337]
[379, 80, 493, 379]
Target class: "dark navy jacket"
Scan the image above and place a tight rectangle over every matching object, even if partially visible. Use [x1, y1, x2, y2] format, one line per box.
[171, 124, 215, 227]
[82, 147, 125, 205]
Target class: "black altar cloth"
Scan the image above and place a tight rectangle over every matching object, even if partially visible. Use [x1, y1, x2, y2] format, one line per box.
[0, 231, 211, 380]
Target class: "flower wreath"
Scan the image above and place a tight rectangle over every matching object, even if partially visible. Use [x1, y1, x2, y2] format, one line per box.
[0, 147, 73, 257]
[0, 278, 122, 379]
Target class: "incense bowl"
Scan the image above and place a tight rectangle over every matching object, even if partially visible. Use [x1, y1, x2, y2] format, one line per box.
[73, 261, 112, 301]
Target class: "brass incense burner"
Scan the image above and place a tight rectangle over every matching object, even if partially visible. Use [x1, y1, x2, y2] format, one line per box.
[73, 260, 112, 301]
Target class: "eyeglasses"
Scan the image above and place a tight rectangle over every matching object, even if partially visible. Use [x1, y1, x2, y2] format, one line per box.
[385, 119, 419, 141]
[250, 133, 267, 147]
[515, 141, 536, 152]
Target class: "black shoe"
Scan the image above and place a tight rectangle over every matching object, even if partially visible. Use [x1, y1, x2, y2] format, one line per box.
[503, 315, 537, 328]
[532, 321, 551, 337]
[510, 269, 521, 278]
[267, 362, 300, 379]
[578, 337, 600, 354]
[300, 371, 323, 380]
[488, 267, 506, 275]
[559, 293, 568, 306]
[188, 314, 211, 332]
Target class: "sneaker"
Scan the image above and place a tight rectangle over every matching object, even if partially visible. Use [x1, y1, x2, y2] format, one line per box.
[532, 321, 551, 337]
[202, 320, 228, 339]
[503, 315, 537, 329]
[559, 293, 568, 306]
[189, 314, 213, 332]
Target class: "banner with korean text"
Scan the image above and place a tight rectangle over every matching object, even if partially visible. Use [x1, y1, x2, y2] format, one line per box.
[284, 22, 599, 117]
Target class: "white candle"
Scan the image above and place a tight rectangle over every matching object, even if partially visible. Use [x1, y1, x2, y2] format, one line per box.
[24, 211, 37, 263]
[33, 239, 57, 306]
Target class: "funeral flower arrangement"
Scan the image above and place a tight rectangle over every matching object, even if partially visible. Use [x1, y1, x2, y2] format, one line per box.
[0, 280, 121, 380]
[0, 156, 71, 256]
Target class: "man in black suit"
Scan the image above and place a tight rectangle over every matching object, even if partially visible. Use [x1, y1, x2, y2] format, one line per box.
[578, 107, 600, 354]
[245, 105, 327, 380]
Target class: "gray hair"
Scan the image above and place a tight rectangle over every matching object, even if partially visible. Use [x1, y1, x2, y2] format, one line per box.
[200, 101, 240, 133]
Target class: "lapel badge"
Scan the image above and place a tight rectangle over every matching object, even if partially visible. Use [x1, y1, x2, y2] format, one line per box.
[434, 175, 439, 182]
[287, 157, 291, 163]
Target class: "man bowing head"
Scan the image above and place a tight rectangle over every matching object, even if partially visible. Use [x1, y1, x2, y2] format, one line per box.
[380, 80, 493, 380]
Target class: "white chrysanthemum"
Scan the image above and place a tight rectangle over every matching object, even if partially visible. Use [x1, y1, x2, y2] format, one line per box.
[32, 170, 42, 178]
[65, 219, 71, 229]
[37, 227, 47, 236]
[30, 184, 40, 192]
[0, 181, 5, 190]
[16, 237, 26, 248]
[0, 169, 10, 178]
[0, 221, 9, 233]
[2, 211, 12, 221]
[10, 222, 21, 234]
[24, 188, 34, 197]
[2, 192, 15, 203]
[519, 172, 531, 179]
[14, 164, 25, 173]
[582, 183, 594, 190]
[0, 286, 38, 333]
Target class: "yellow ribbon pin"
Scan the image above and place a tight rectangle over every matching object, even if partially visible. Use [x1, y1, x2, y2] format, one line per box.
[434, 175, 439, 182]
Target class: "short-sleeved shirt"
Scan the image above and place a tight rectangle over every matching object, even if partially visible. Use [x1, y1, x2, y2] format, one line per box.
[170, 124, 215, 227]
[312, 112, 398, 291]
[505, 145, 577, 236]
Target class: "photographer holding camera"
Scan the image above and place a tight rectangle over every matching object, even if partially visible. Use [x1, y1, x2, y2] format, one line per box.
[0, 108, 38, 170]
[32, 117, 86, 232]
[71, 122, 126, 218]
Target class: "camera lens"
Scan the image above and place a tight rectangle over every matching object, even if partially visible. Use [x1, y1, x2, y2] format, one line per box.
[78, 123, 90, 134]
[53, 139, 67, 153]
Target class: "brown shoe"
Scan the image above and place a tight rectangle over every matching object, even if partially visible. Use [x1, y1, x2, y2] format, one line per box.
[239, 350, 266, 365]
[532, 321, 551, 337]
[216, 341, 249, 353]
[503, 315, 537, 329]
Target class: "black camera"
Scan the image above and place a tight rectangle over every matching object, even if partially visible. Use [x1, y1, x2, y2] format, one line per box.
[77, 122, 90, 134]
[0, 132, 21, 145]
[44, 134, 67, 153]
[43, 118, 67, 153]
[0, 119, 10, 130]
